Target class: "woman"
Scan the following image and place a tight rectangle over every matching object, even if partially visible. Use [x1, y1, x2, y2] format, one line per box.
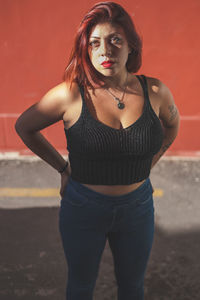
[15, 2, 180, 299]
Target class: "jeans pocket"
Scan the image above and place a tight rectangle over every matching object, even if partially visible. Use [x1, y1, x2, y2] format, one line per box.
[62, 184, 89, 207]
[136, 192, 153, 206]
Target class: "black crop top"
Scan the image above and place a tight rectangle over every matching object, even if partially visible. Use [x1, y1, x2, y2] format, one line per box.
[64, 75, 164, 185]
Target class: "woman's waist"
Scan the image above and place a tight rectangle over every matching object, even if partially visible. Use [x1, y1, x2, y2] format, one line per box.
[81, 180, 146, 196]
[68, 176, 153, 204]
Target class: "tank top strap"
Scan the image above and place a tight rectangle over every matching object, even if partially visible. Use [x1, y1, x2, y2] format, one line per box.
[77, 82, 88, 114]
[78, 83, 85, 102]
[136, 74, 151, 108]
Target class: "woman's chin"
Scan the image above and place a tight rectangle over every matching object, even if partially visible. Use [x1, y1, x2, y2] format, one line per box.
[98, 68, 118, 77]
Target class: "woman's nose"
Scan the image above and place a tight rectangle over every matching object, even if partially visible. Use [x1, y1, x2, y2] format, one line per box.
[100, 40, 112, 56]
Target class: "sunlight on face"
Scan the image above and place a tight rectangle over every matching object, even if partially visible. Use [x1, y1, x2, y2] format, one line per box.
[88, 22, 131, 77]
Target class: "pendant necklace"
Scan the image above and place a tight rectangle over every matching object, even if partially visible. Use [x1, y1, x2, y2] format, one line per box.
[105, 72, 128, 110]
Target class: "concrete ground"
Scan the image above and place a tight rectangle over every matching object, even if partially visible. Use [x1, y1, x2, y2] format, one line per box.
[0, 156, 200, 300]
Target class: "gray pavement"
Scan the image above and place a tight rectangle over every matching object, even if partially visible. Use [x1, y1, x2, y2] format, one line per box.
[0, 157, 200, 300]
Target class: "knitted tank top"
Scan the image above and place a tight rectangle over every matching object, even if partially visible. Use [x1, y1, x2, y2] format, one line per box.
[64, 75, 164, 185]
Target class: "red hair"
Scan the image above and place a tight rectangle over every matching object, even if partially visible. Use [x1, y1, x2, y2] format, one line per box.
[63, 1, 142, 96]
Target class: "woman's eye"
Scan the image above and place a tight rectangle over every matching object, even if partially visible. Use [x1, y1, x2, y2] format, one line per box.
[89, 41, 99, 47]
[111, 37, 121, 43]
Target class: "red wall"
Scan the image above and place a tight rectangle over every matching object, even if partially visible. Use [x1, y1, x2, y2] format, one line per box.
[1, 0, 200, 156]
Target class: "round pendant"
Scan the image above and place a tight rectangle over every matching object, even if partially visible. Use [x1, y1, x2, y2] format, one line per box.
[118, 102, 125, 109]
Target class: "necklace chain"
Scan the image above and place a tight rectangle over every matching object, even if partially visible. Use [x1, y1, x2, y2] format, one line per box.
[105, 72, 128, 109]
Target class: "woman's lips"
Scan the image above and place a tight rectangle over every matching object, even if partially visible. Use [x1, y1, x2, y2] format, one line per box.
[101, 61, 115, 68]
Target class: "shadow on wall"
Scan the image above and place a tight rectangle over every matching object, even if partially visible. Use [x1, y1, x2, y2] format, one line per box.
[0, 207, 199, 300]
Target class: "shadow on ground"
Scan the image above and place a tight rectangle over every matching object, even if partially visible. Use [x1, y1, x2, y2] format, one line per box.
[0, 207, 199, 300]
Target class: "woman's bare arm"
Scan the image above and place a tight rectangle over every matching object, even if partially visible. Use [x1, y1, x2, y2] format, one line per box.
[150, 79, 180, 168]
[15, 81, 73, 172]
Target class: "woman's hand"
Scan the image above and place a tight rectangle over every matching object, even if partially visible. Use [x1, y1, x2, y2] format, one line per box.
[60, 165, 71, 198]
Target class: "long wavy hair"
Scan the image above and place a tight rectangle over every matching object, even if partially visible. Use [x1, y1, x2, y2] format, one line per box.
[63, 1, 142, 96]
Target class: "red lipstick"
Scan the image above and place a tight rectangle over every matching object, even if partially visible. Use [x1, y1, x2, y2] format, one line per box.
[101, 60, 115, 68]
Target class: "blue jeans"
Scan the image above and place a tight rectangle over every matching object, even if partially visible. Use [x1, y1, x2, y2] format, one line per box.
[59, 176, 154, 300]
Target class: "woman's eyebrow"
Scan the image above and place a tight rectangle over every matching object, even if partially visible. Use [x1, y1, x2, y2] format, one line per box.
[90, 32, 122, 39]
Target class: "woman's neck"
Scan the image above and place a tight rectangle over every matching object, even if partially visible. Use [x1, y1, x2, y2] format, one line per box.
[103, 70, 129, 91]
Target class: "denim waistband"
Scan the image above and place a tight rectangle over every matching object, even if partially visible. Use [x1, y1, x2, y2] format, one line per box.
[67, 176, 153, 206]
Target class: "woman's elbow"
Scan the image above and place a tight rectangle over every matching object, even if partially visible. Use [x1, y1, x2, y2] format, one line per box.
[15, 116, 23, 135]
[15, 114, 32, 137]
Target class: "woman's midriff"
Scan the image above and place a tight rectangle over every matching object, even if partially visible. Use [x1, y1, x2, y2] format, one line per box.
[82, 179, 146, 196]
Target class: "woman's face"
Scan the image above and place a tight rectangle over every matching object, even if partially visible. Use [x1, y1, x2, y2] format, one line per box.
[88, 22, 131, 77]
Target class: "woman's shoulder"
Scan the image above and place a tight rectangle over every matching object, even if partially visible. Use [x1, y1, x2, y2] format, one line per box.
[143, 75, 174, 104]
[144, 75, 179, 127]
[143, 75, 178, 126]
[144, 75, 171, 96]
[36, 80, 81, 113]
[30, 80, 82, 121]
[42, 80, 80, 105]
